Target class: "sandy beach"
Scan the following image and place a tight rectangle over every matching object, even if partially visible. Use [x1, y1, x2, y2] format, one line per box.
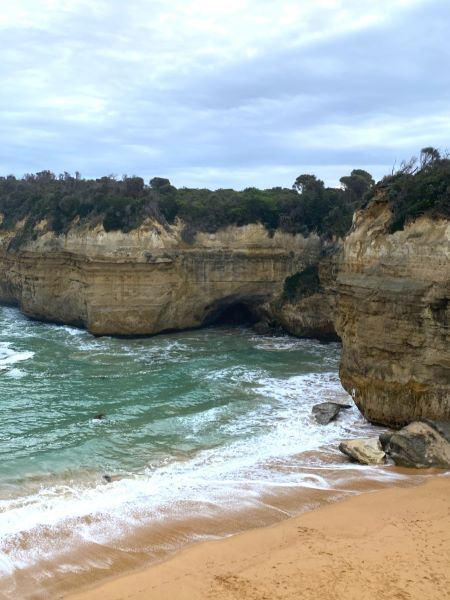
[65, 475, 450, 600]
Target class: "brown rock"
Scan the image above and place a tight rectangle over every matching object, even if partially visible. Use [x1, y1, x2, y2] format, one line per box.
[379, 421, 450, 468]
[312, 402, 351, 425]
[335, 199, 450, 427]
[268, 251, 341, 341]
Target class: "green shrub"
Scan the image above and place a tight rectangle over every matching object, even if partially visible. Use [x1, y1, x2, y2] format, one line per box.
[283, 265, 321, 301]
[1, 150, 446, 249]
[366, 148, 450, 233]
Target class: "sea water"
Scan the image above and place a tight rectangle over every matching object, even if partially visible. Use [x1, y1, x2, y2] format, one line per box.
[0, 306, 424, 599]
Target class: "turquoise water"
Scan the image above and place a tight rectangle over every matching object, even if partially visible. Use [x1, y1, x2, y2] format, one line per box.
[0, 307, 342, 485]
[0, 306, 413, 599]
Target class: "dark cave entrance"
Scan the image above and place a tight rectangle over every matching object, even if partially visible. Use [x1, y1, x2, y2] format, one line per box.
[212, 302, 257, 326]
[202, 296, 264, 328]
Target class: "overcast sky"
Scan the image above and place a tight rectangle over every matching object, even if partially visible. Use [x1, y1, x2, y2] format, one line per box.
[1, 0, 449, 189]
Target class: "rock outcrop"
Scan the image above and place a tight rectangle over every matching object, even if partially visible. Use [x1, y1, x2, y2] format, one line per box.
[379, 421, 450, 468]
[0, 220, 325, 336]
[339, 438, 386, 465]
[336, 198, 450, 427]
[312, 401, 351, 425]
[267, 249, 340, 341]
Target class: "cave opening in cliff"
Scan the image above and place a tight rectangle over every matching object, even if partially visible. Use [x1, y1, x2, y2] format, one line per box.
[209, 302, 258, 327]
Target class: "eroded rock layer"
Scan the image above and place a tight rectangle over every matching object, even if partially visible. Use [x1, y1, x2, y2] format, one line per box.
[267, 249, 340, 341]
[0, 221, 323, 336]
[336, 199, 450, 427]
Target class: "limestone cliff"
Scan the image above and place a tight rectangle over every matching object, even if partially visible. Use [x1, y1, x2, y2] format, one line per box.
[2, 200, 448, 429]
[266, 248, 340, 341]
[336, 198, 450, 427]
[0, 220, 323, 336]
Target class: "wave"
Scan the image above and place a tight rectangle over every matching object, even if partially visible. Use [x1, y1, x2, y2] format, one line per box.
[0, 343, 34, 370]
[0, 308, 423, 599]
[0, 371, 397, 579]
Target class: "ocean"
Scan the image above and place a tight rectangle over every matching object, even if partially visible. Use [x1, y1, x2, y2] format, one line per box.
[0, 306, 424, 599]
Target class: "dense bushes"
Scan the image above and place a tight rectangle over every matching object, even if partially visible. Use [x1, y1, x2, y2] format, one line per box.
[0, 168, 372, 244]
[367, 148, 450, 233]
[0, 149, 447, 247]
[282, 265, 321, 301]
[0, 172, 163, 237]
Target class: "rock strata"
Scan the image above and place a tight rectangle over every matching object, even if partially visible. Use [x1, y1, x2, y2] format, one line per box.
[268, 249, 340, 341]
[336, 199, 450, 427]
[0, 221, 325, 336]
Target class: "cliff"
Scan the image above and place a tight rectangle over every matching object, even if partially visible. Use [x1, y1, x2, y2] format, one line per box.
[266, 249, 340, 341]
[0, 220, 324, 336]
[1, 196, 448, 428]
[336, 198, 450, 427]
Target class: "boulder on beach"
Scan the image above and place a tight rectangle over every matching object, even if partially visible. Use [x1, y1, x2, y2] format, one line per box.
[379, 421, 450, 469]
[339, 438, 386, 465]
[421, 420, 450, 443]
[312, 402, 352, 425]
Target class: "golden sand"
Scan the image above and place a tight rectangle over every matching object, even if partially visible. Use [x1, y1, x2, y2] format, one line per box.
[65, 476, 450, 600]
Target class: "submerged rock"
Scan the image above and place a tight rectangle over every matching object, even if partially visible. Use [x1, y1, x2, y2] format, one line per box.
[339, 438, 386, 465]
[312, 402, 352, 425]
[380, 421, 450, 468]
[102, 474, 122, 483]
[93, 413, 106, 421]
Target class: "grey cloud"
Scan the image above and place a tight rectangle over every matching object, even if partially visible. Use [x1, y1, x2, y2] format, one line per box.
[0, 0, 448, 189]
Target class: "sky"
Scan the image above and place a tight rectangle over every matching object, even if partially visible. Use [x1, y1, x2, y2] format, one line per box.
[0, 0, 449, 189]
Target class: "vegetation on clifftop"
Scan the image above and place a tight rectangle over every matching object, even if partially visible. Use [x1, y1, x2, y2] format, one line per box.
[282, 265, 321, 302]
[367, 147, 450, 233]
[0, 148, 447, 247]
[0, 169, 373, 246]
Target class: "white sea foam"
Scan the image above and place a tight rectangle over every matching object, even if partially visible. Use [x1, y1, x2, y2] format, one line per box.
[0, 343, 34, 370]
[0, 370, 402, 580]
[59, 325, 86, 336]
[5, 368, 26, 379]
[0, 312, 420, 596]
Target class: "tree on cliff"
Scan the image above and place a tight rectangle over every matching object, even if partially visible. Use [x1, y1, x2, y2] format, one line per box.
[1, 148, 446, 247]
[368, 146, 450, 232]
[420, 146, 441, 169]
[150, 177, 176, 194]
[339, 169, 374, 203]
[287, 169, 372, 238]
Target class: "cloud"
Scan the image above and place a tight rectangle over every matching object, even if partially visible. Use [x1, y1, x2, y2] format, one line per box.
[0, 0, 448, 188]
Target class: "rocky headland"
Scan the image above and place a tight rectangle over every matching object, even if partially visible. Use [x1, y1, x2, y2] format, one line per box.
[335, 197, 449, 427]
[266, 249, 340, 341]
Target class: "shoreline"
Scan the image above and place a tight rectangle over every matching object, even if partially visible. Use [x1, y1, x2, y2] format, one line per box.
[64, 474, 450, 600]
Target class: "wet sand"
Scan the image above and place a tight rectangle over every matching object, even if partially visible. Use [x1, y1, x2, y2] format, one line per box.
[65, 475, 450, 600]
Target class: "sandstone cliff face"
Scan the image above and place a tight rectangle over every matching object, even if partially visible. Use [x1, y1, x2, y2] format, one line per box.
[336, 199, 450, 427]
[0, 220, 323, 336]
[267, 248, 340, 341]
[3, 203, 447, 429]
